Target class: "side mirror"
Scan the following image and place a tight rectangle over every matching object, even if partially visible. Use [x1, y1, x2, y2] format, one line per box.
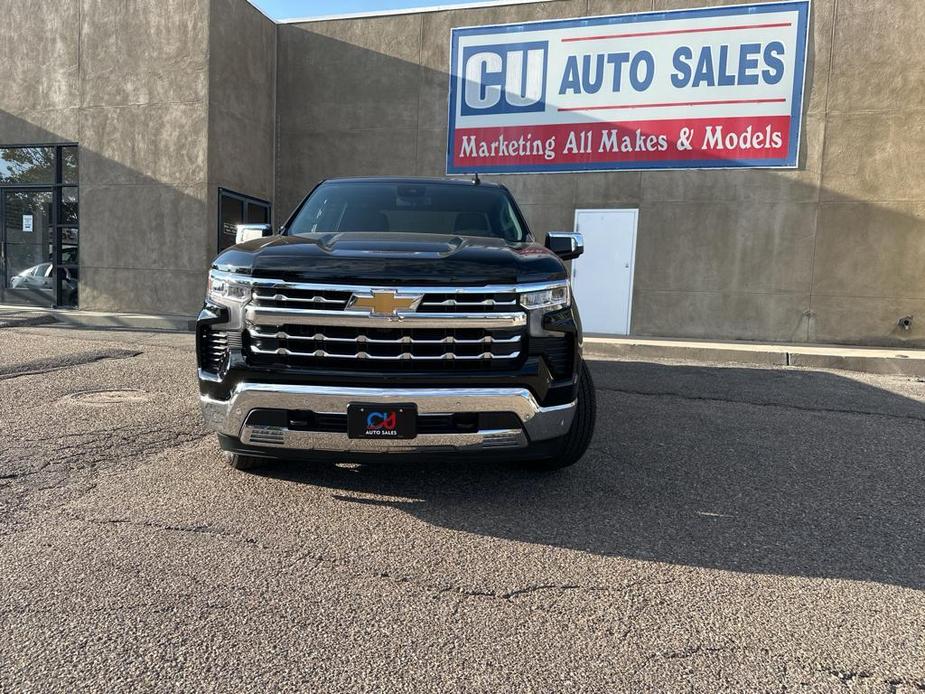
[545, 232, 584, 261]
[235, 223, 273, 245]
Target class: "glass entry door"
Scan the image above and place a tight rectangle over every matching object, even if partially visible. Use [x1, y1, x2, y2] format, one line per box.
[2, 189, 57, 306]
[0, 144, 79, 308]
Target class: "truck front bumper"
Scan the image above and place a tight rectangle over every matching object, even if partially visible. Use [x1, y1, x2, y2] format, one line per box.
[200, 382, 576, 454]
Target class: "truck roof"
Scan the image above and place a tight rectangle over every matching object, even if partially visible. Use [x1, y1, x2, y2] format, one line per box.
[323, 176, 504, 189]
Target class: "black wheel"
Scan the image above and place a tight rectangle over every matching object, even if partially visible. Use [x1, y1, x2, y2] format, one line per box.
[527, 359, 597, 471]
[222, 450, 267, 471]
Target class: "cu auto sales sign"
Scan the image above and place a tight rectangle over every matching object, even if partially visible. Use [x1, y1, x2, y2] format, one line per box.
[447, 1, 810, 173]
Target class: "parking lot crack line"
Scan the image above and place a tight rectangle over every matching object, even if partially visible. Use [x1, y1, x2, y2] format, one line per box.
[257, 550, 637, 614]
[820, 669, 925, 691]
[65, 514, 254, 542]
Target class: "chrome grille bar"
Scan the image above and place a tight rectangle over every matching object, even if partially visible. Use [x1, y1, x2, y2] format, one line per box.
[253, 292, 347, 306]
[248, 327, 521, 345]
[245, 306, 526, 329]
[419, 298, 517, 307]
[250, 346, 521, 361]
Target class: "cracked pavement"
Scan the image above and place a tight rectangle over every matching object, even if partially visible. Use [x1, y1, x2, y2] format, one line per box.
[0, 325, 923, 692]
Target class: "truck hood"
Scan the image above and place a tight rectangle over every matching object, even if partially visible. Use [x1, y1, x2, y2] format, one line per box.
[212, 232, 567, 285]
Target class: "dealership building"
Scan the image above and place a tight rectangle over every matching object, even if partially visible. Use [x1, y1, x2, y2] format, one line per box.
[0, 0, 922, 346]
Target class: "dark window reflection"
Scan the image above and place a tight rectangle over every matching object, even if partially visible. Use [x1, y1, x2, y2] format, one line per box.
[246, 202, 269, 224]
[62, 146, 78, 184]
[220, 195, 243, 247]
[61, 228, 79, 265]
[61, 187, 78, 224]
[57, 266, 78, 306]
[218, 190, 271, 251]
[0, 147, 55, 184]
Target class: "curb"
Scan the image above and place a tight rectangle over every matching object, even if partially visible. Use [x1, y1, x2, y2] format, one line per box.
[584, 338, 925, 378]
[0, 314, 58, 329]
[51, 311, 195, 332]
[0, 305, 195, 332]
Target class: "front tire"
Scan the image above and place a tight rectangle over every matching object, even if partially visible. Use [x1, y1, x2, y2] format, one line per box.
[222, 450, 267, 471]
[527, 359, 596, 471]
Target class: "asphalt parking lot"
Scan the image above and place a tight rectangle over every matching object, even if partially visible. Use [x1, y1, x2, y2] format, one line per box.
[1, 325, 923, 693]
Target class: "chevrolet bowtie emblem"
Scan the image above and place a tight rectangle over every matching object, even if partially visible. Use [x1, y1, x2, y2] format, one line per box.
[347, 290, 423, 316]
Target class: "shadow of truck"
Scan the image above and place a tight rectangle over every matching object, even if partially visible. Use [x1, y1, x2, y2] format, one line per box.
[255, 359, 925, 591]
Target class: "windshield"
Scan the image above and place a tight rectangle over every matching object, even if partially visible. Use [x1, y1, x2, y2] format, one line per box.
[287, 181, 530, 243]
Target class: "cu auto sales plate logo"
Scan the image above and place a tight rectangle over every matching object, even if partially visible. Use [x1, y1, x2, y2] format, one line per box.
[365, 411, 399, 436]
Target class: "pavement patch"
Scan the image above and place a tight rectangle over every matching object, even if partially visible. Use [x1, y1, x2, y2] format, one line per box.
[0, 348, 141, 381]
[58, 389, 151, 406]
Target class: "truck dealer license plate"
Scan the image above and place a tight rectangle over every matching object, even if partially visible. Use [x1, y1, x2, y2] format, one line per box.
[347, 404, 417, 439]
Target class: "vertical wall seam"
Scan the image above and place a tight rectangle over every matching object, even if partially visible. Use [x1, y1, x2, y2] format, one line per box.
[806, 0, 840, 341]
[414, 13, 425, 175]
[272, 20, 279, 225]
[205, 0, 215, 259]
[77, 0, 82, 145]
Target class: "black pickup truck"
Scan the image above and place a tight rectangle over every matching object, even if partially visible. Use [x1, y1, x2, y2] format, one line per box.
[197, 177, 596, 471]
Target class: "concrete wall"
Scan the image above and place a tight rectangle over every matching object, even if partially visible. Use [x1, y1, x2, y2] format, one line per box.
[207, 0, 277, 250]
[0, 0, 80, 145]
[0, 0, 212, 315]
[275, 0, 925, 347]
[0, 0, 279, 316]
[78, 0, 212, 315]
[2, 0, 922, 344]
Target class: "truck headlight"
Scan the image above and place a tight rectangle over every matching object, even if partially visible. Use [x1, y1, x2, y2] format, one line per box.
[207, 271, 252, 304]
[520, 284, 570, 312]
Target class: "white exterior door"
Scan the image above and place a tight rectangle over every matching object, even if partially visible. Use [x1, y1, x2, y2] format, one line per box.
[571, 209, 638, 336]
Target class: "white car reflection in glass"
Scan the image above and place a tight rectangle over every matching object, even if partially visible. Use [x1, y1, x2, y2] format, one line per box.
[10, 263, 52, 289]
[11, 263, 77, 303]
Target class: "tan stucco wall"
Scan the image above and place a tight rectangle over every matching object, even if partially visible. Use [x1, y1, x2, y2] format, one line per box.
[1, 0, 922, 344]
[207, 0, 277, 254]
[0, 0, 213, 315]
[275, 0, 925, 346]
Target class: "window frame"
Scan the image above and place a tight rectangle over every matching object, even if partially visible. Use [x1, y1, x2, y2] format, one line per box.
[217, 187, 272, 252]
[0, 142, 79, 307]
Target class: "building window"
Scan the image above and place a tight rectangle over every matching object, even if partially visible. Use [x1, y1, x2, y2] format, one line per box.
[0, 144, 79, 308]
[0, 147, 55, 185]
[218, 188, 271, 252]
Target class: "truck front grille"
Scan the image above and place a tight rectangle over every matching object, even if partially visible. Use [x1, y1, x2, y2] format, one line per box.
[246, 324, 523, 370]
[240, 281, 531, 372]
[250, 288, 519, 314]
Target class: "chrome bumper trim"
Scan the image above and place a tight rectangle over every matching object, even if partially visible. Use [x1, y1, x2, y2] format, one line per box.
[240, 427, 528, 452]
[200, 383, 576, 453]
[244, 305, 527, 329]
